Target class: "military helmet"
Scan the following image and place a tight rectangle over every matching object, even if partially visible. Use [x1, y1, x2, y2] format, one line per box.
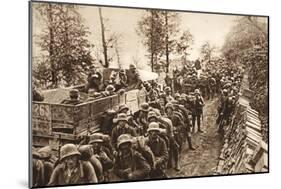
[164, 86, 171, 92]
[105, 85, 115, 92]
[139, 102, 150, 112]
[129, 64, 136, 69]
[115, 113, 128, 123]
[89, 133, 104, 144]
[69, 89, 79, 98]
[147, 111, 158, 121]
[222, 89, 228, 94]
[194, 89, 200, 95]
[78, 145, 93, 160]
[147, 122, 161, 132]
[119, 69, 126, 74]
[117, 134, 133, 149]
[60, 144, 81, 161]
[174, 93, 181, 99]
[38, 146, 52, 159]
[118, 104, 129, 113]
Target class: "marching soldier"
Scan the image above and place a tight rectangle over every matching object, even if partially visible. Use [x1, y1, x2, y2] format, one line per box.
[111, 113, 137, 149]
[147, 122, 169, 178]
[191, 89, 205, 133]
[113, 134, 151, 181]
[89, 133, 114, 182]
[48, 144, 98, 186]
[37, 146, 55, 186]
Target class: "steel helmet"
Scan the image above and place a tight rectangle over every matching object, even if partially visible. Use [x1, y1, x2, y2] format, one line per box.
[139, 102, 150, 112]
[89, 133, 104, 144]
[147, 122, 161, 132]
[129, 64, 136, 69]
[60, 144, 81, 161]
[38, 146, 52, 159]
[118, 104, 129, 113]
[164, 86, 171, 92]
[194, 89, 200, 95]
[147, 111, 158, 121]
[117, 134, 133, 149]
[174, 93, 180, 99]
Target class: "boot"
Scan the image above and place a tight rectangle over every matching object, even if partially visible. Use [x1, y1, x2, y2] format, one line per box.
[187, 136, 196, 150]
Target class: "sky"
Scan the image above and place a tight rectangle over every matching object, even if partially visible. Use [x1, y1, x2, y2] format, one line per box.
[32, 3, 246, 69]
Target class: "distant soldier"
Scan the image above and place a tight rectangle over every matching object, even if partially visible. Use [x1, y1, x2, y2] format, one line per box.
[111, 113, 137, 149]
[127, 64, 142, 90]
[115, 69, 128, 90]
[164, 86, 174, 104]
[113, 134, 151, 181]
[191, 89, 205, 133]
[48, 144, 98, 186]
[208, 76, 217, 100]
[85, 65, 103, 93]
[147, 122, 169, 178]
[60, 89, 82, 105]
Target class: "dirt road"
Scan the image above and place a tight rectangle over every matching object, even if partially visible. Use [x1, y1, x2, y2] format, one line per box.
[167, 98, 223, 177]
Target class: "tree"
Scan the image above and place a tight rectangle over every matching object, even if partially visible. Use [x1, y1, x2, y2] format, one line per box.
[34, 3, 93, 88]
[200, 41, 216, 64]
[176, 30, 194, 64]
[137, 10, 166, 72]
[97, 8, 123, 68]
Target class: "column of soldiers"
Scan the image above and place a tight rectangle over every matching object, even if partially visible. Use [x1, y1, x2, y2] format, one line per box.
[32, 59, 244, 187]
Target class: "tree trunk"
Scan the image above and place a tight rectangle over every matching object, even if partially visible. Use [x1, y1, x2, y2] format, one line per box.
[48, 4, 57, 87]
[165, 11, 169, 73]
[99, 8, 109, 68]
[150, 11, 154, 72]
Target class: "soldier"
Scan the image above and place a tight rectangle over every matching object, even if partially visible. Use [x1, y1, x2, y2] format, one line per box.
[133, 102, 150, 135]
[208, 76, 217, 100]
[37, 146, 55, 186]
[217, 89, 229, 133]
[191, 89, 205, 133]
[147, 122, 169, 178]
[127, 64, 142, 90]
[48, 144, 98, 186]
[78, 144, 104, 182]
[115, 69, 128, 91]
[165, 103, 185, 170]
[60, 89, 82, 105]
[111, 113, 137, 149]
[85, 71, 103, 93]
[32, 148, 44, 187]
[113, 134, 151, 181]
[89, 133, 114, 182]
[164, 86, 174, 103]
[100, 109, 117, 135]
[32, 85, 44, 102]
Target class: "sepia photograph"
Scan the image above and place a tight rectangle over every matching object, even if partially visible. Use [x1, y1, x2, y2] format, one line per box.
[30, 1, 269, 188]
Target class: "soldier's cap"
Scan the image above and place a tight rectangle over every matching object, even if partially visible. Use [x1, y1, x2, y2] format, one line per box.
[60, 144, 81, 161]
[117, 134, 133, 149]
[89, 133, 104, 144]
[105, 85, 115, 92]
[147, 122, 161, 132]
[114, 113, 128, 123]
[38, 146, 52, 159]
[69, 89, 79, 96]
[118, 104, 129, 113]
[152, 108, 161, 118]
[147, 111, 158, 121]
[139, 102, 150, 112]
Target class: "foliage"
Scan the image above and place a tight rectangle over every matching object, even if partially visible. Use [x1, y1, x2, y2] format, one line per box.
[33, 3, 94, 88]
